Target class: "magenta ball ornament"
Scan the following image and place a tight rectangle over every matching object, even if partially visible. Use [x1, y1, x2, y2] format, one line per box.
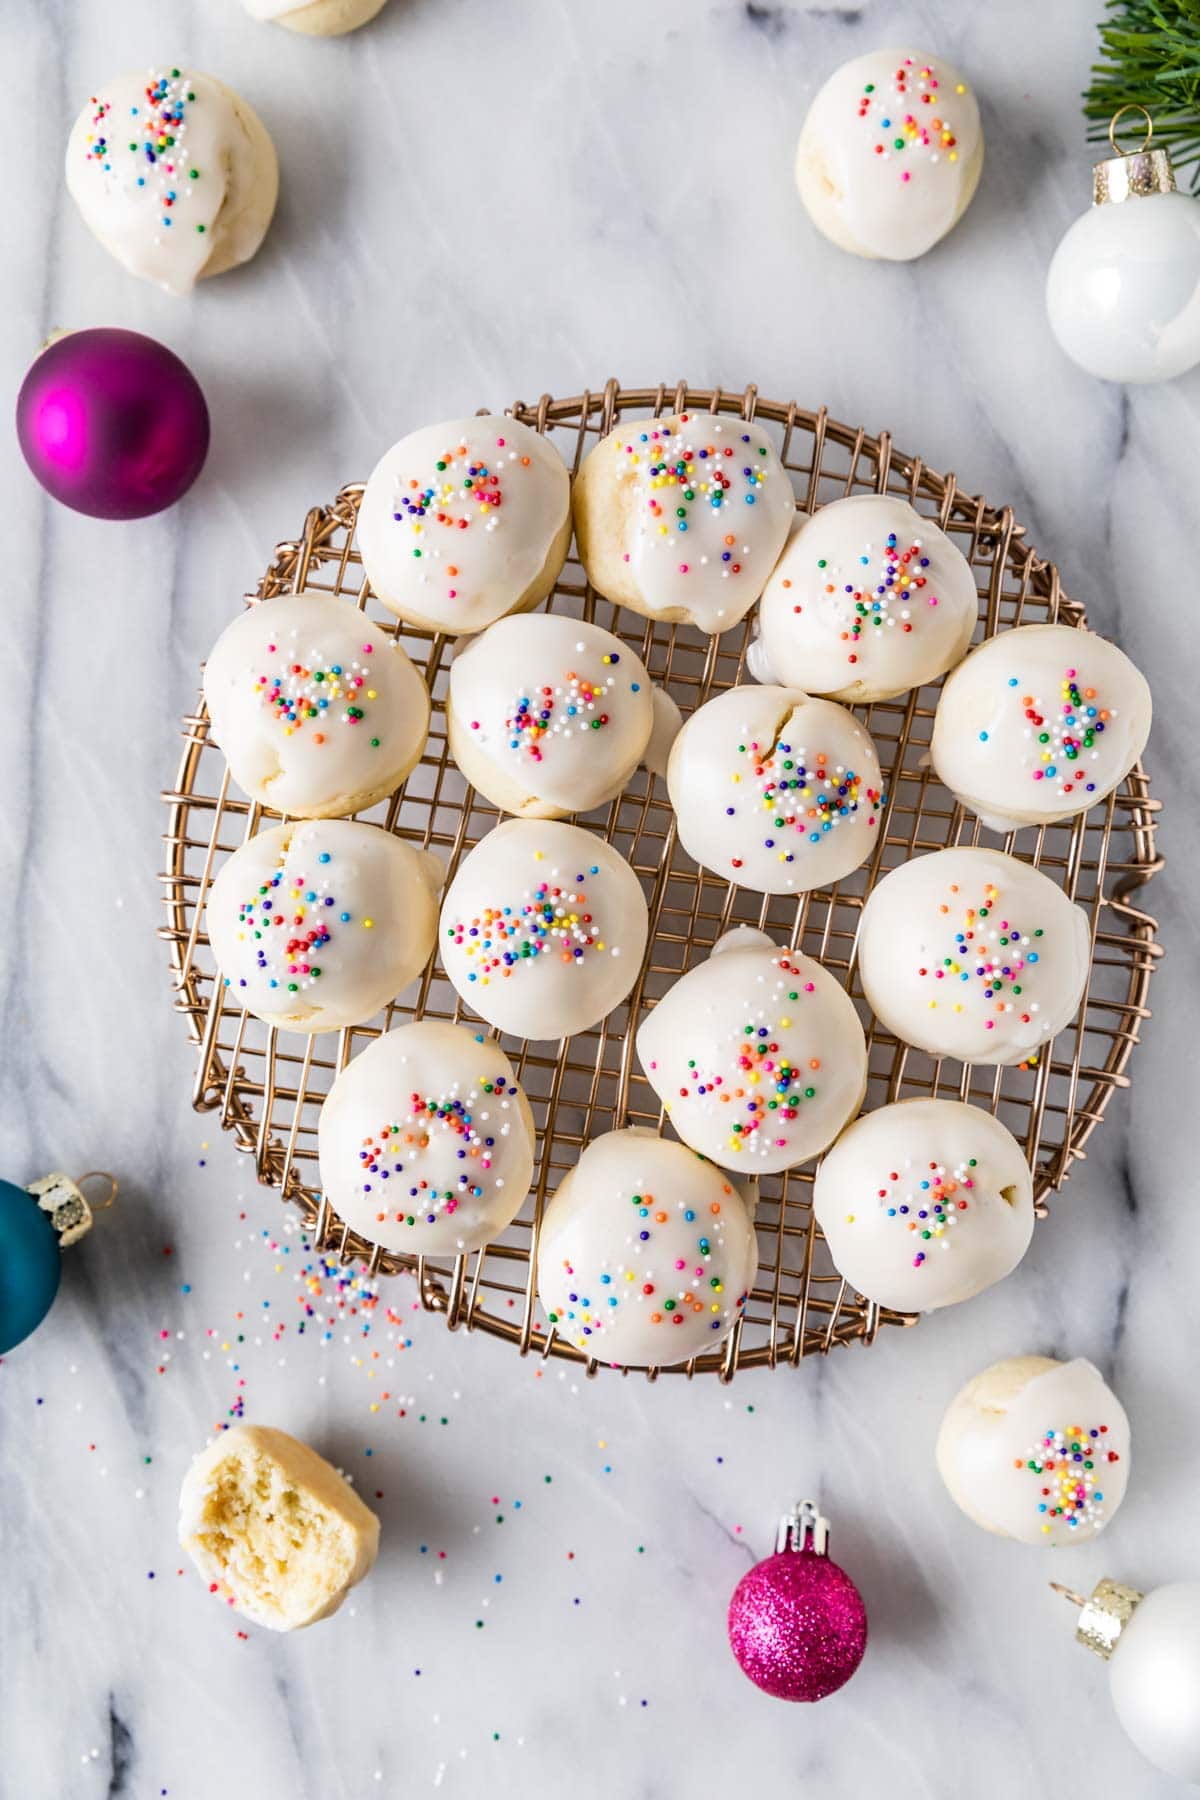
[728, 1501, 867, 1702]
[16, 327, 210, 520]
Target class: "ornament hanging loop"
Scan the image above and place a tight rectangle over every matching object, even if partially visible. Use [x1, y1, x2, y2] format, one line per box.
[776, 1499, 830, 1556]
[76, 1171, 118, 1211]
[1108, 104, 1154, 157]
[1093, 108, 1176, 205]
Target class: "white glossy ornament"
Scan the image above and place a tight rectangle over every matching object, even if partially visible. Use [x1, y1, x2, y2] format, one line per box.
[1056, 1575, 1200, 1784]
[1047, 109, 1200, 384]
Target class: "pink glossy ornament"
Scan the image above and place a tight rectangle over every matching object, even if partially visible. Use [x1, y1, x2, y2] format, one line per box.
[16, 328, 209, 520]
[728, 1500, 867, 1702]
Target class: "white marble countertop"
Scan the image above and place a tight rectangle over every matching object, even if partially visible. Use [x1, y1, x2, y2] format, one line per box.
[2, 2, 1195, 1796]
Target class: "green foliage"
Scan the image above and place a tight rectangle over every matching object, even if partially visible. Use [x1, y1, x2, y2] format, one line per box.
[1084, 0, 1200, 189]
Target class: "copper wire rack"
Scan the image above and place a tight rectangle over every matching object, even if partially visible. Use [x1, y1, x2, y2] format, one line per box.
[159, 381, 1162, 1381]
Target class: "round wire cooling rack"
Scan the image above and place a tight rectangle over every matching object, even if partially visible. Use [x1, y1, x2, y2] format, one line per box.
[159, 380, 1162, 1382]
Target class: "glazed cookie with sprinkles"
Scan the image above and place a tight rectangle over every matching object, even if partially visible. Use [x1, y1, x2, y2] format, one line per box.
[446, 613, 657, 819]
[357, 417, 571, 636]
[438, 818, 649, 1041]
[751, 496, 979, 703]
[856, 846, 1090, 1068]
[936, 1356, 1131, 1546]
[667, 685, 886, 894]
[572, 414, 795, 634]
[812, 1099, 1035, 1314]
[206, 819, 442, 1033]
[795, 49, 983, 261]
[66, 67, 278, 295]
[931, 623, 1153, 832]
[241, 0, 389, 34]
[318, 1021, 535, 1256]
[204, 592, 430, 819]
[636, 928, 868, 1176]
[535, 1129, 759, 1367]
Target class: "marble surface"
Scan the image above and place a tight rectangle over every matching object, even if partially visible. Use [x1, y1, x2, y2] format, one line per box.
[1, 2, 1195, 1796]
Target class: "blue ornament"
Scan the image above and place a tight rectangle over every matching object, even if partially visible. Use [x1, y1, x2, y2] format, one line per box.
[0, 1172, 112, 1355]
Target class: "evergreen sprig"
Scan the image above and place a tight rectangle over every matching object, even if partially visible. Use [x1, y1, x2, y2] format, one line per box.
[1084, 0, 1200, 189]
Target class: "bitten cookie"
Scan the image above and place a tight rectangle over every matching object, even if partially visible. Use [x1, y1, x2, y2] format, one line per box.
[357, 417, 571, 635]
[796, 49, 983, 261]
[66, 67, 278, 295]
[241, 0, 388, 33]
[179, 1424, 379, 1630]
[438, 819, 648, 1040]
[812, 1099, 1035, 1313]
[207, 819, 442, 1032]
[446, 613, 654, 818]
[204, 592, 430, 818]
[636, 928, 867, 1175]
[318, 1021, 536, 1255]
[856, 847, 1090, 1067]
[936, 1357, 1130, 1546]
[573, 414, 795, 634]
[930, 623, 1153, 832]
[536, 1129, 758, 1367]
[667, 685, 886, 894]
[751, 496, 979, 703]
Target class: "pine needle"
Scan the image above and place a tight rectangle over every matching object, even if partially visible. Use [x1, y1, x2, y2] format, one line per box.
[1084, 0, 1200, 189]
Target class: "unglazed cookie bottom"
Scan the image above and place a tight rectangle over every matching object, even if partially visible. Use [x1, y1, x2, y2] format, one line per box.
[179, 1424, 379, 1630]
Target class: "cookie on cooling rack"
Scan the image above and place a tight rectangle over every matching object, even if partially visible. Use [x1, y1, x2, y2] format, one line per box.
[180, 1424, 379, 1630]
[936, 1356, 1130, 1546]
[856, 846, 1090, 1068]
[356, 416, 571, 635]
[207, 819, 442, 1033]
[203, 591, 430, 819]
[812, 1098, 1035, 1313]
[536, 1129, 758, 1366]
[66, 67, 278, 296]
[750, 496, 979, 704]
[446, 613, 656, 819]
[317, 1020, 536, 1255]
[240, 0, 388, 32]
[438, 818, 648, 1040]
[667, 684, 886, 894]
[572, 414, 795, 635]
[636, 928, 868, 1176]
[930, 623, 1153, 833]
[795, 49, 983, 262]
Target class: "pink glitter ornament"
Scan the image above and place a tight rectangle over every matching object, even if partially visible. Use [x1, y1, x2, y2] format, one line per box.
[728, 1500, 867, 1701]
[16, 327, 209, 520]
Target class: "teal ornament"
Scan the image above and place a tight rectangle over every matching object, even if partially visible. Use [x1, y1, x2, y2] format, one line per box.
[0, 1171, 111, 1355]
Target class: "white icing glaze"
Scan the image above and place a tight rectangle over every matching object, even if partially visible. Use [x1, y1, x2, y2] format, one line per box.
[204, 592, 430, 819]
[666, 684, 886, 894]
[207, 819, 442, 1033]
[636, 935, 867, 1175]
[754, 497, 979, 703]
[438, 819, 648, 1040]
[812, 1098, 1034, 1313]
[930, 623, 1153, 831]
[856, 847, 1091, 1067]
[535, 1129, 758, 1367]
[936, 1356, 1131, 1546]
[317, 1021, 535, 1255]
[574, 414, 795, 634]
[357, 417, 571, 634]
[796, 48, 983, 262]
[65, 68, 276, 296]
[242, 0, 313, 17]
[446, 613, 653, 818]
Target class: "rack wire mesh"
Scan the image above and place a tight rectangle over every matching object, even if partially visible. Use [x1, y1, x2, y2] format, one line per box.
[159, 381, 1162, 1380]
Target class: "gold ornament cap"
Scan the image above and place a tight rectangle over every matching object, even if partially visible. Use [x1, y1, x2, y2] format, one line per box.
[1093, 106, 1176, 205]
[26, 1170, 117, 1250]
[1051, 1576, 1145, 1661]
